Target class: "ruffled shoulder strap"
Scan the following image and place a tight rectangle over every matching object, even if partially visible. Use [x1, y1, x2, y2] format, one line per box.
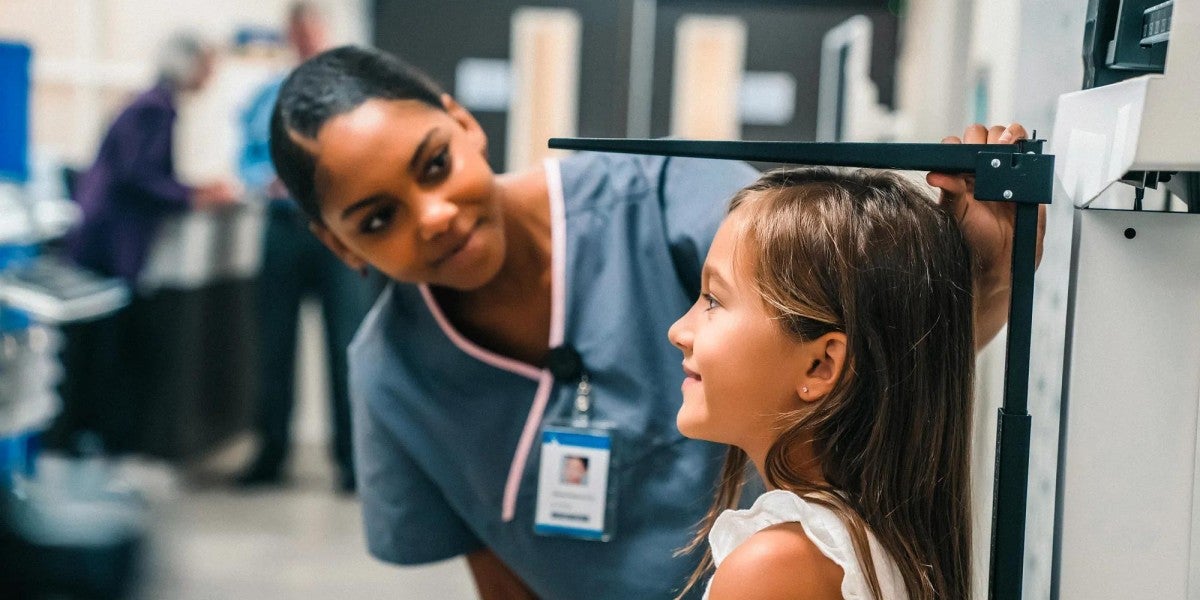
[707, 490, 908, 600]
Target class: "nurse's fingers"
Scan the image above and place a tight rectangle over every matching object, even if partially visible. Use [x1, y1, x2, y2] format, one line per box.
[998, 123, 1028, 144]
[926, 172, 968, 195]
[963, 124, 989, 144]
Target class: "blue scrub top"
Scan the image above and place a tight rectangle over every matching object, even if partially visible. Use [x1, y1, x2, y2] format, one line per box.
[349, 152, 759, 598]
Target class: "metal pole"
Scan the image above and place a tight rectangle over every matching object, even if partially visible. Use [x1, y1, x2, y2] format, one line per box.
[988, 201, 1040, 599]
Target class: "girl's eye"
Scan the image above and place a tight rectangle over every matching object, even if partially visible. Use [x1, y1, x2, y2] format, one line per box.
[703, 293, 720, 312]
[360, 206, 395, 234]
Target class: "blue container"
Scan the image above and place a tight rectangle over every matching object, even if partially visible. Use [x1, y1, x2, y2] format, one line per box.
[0, 41, 32, 184]
[0, 243, 37, 332]
[0, 243, 36, 270]
[0, 431, 38, 488]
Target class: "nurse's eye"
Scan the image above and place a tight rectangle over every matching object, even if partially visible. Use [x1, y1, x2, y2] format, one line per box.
[424, 146, 451, 181]
[703, 293, 721, 312]
[359, 206, 396, 234]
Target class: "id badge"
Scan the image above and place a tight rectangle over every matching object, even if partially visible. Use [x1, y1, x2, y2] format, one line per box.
[534, 425, 618, 541]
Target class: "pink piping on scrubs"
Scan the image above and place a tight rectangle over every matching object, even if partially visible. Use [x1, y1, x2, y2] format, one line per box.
[417, 158, 566, 522]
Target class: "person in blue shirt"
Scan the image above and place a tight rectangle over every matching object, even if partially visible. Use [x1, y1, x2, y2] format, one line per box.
[236, 3, 377, 492]
[267, 46, 1038, 598]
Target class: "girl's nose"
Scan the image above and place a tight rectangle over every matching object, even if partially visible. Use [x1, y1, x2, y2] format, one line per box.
[668, 313, 693, 353]
[417, 195, 458, 241]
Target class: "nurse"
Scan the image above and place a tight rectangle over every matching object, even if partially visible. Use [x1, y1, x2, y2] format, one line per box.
[268, 46, 1035, 599]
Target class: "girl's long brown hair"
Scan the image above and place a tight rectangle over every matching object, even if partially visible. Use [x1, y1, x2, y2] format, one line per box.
[677, 168, 975, 600]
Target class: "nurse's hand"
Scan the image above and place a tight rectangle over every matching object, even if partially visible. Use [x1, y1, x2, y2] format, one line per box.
[926, 123, 1047, 351]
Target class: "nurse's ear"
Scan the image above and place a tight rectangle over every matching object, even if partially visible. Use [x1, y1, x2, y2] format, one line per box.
[440, 93, 488, 158]
[310, 221, 368, 273]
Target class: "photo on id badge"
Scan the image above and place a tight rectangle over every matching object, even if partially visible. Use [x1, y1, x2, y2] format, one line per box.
[535, 427, 614, 541]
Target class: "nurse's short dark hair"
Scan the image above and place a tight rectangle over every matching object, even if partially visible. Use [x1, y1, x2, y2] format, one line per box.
[269, 45, 445, 220]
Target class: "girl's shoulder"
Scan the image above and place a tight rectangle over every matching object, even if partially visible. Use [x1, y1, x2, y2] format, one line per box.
[708, 518, 843, 600]
[706, 490, 907, 600]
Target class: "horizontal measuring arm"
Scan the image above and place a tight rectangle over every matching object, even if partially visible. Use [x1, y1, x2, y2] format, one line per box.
[548, 137, 1054, 205]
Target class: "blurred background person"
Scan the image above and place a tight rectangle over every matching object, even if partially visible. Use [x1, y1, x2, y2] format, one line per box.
[235, 2, 377, 493]
[71, 31, 238, 284]
[52, 32, 239, 456]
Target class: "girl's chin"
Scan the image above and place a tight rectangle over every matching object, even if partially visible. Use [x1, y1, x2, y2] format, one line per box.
[675, 409, 711, 442]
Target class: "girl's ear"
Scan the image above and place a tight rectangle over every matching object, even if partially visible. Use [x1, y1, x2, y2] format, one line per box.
[796, 332, 847, 401]
[309, 221, 368, 273]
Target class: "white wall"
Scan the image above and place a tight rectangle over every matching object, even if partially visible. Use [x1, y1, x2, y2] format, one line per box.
[1011, 2, 1085, 598]
[894, 0, 973, 140]
[0, 0, 370, 169]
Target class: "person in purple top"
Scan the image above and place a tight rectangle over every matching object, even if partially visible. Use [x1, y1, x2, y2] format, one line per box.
[53, 33, 238, 456]
[70, 32, 238, 283]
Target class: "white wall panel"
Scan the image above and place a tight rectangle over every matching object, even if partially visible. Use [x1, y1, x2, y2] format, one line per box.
[1, 0, 369, 166]
[670, 15, 745, 140]
[506, 8, 581, 172]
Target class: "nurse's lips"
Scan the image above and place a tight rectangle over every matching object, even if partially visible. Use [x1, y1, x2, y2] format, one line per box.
[428, 223, 476, 268]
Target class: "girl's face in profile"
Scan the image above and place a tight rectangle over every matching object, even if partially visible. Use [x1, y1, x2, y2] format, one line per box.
[310, 96, 506, 291]
[667, 212, 809, 456]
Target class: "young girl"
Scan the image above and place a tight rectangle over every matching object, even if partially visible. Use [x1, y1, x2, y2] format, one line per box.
[669, 168, 976, 600]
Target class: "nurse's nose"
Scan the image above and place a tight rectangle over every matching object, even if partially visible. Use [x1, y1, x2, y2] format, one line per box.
[416, 194, 459, 241]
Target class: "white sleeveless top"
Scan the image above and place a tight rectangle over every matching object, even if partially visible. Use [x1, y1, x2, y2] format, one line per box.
[704, 490, 910, 600]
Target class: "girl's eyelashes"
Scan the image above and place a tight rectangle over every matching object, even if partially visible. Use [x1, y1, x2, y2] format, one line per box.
[359, 205, 396, 234]
[703, 292, 721, 312]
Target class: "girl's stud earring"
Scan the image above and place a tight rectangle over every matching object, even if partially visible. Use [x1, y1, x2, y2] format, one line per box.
[801, 386, 809, 394]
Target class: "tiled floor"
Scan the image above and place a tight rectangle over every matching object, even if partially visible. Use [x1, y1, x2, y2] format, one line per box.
[126, 439, 479, 599]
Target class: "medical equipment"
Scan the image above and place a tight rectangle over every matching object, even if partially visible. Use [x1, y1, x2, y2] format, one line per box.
[1051, 0, 1200, 597]
[1, 38, 140, 599]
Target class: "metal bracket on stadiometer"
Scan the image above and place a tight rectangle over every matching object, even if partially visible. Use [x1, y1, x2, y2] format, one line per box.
[549, 136, 1053, 600]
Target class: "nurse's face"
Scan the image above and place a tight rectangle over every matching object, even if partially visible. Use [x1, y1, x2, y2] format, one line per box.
[309, 96, 506, 291]
[667, 214, 810, 455]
